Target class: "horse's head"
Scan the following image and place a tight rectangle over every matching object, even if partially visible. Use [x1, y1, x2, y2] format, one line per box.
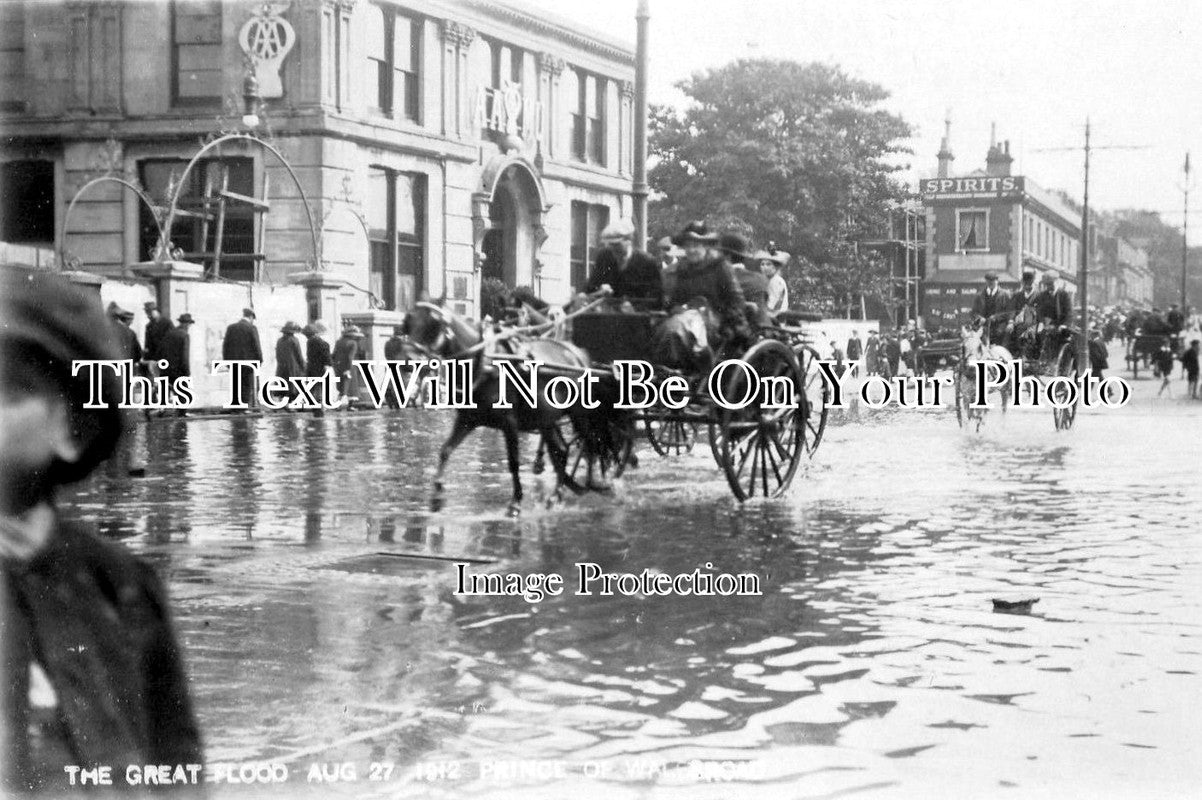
[960, 325, 986, 360]
[398, 302, 482, 359]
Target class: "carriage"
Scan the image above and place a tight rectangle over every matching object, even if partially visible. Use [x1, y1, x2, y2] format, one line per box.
[1125, 332, 1180, 379]
[951, 314, 1083, 432]
[554, 308, 831, 501]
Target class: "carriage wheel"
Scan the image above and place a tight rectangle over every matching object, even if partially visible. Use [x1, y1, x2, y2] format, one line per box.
[715, 340, 805, 501]
[555, 414, 634, 490]
[644, 411, 697, 456]
[1051, 343, 1080, 431]
[794, 344, 830, 456]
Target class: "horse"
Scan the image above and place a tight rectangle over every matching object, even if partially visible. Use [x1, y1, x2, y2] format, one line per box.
[959, 322, 1013, 431]
[398, 301, 616, 516]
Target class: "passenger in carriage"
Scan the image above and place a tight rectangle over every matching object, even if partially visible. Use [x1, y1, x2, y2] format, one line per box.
[652, 221, 749, 371]
[581, 218, 663, 311]
[759, 246, 790, 315]
[717, 233, 772, 328]
[1008, 269, 1039, 358]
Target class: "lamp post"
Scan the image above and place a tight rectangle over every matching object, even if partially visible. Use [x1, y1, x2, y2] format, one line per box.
[631, 0, 650, 250]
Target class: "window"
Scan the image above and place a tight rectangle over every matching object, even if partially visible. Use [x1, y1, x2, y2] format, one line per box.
[0, 2, 24, 112]
[366, 5, 420, 121]
[569, 67, 606, 165]
[956, 210, 987, 251]
[139, 158, 257, 281]
[569, 201, 609, 290]
[172, 0, 222, 104]
[0, 161, 54, 243]
[367, 167, 426, 311]
[488, 38, 523, 88]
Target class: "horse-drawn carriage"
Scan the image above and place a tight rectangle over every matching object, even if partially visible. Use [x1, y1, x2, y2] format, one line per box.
[1126, 332, 1180, 379]
[400, 298, 830, 510]
[951, 313, 1083, 432]
[562, 308, 830, 501]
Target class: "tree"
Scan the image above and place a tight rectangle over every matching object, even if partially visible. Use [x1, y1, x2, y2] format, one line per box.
[648, 59, 913, 315]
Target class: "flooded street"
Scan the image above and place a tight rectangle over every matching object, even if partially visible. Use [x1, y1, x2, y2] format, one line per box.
[62, 391, 1202, 798]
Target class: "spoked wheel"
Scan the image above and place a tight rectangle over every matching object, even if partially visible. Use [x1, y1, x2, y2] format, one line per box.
[714, 340, 805, 501]
[554, 414, 635, 490]
[644, 410, 697, 456]
[794, 344, 830, 456]
[1051, 342, 1080, 431]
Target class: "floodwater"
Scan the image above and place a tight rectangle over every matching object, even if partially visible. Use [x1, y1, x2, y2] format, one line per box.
[62, 387, 1202, 798]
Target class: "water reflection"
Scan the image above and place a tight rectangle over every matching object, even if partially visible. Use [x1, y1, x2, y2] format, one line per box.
[59, 405, 1202, 797]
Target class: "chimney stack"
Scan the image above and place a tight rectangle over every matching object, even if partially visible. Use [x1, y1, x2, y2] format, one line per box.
[936, 113, 954, 178]
[986, 134, 1013, 177]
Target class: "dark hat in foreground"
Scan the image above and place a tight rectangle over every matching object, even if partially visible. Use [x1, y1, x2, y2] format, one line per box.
[1041, 273, 1057, 284]
[144, 300, 158, 311]
[302, 323, 319, 336]
[242, 307, 256, 319]
[717, 232, 755, 262]
[671, 220, 718, 246]
[281, 321, 302, 334]
[983, 271, 998, 281]
[178, 312, 196, 324]
[0, 267, 124, 482]
[1021, 269, 1036, 281]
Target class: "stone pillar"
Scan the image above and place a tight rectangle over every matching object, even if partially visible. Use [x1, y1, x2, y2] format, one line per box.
[538, 52, 564, 160]
[288, 269, 346, 329]
[439, 20, 475, 139]
[130, 260, 205, 319]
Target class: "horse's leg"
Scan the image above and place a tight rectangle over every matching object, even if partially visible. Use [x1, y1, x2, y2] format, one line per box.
[543, 419, 584, 497]
[531, 436, 546, 475]
[431, 417, 473, 512]
[500, 416, 524, 517]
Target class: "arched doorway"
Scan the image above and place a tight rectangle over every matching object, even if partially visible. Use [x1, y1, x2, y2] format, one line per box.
[477, 161, 546, 290]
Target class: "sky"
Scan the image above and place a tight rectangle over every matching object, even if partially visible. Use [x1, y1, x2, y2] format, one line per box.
[522, 0, 1202, 230]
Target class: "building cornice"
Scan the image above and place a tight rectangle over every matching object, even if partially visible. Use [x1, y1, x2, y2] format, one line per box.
[459, 0, 634, 65]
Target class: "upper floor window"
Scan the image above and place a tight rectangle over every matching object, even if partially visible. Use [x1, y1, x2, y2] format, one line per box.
[570, 201, 610, 290]
[0, 3, 24, 113]
[173, 0, 222, 104]
[569, 68, 606, 165]
[366, 5, 420, 122]
[367, 167, 426, 310]
[956, 210, 987, 252]
[489, 38, 523, 88]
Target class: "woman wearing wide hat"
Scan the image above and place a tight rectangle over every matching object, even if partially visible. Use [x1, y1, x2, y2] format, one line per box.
[653, 221, 749, 370]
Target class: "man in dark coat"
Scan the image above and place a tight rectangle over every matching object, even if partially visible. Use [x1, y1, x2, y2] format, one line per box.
[846, 330, 864, 361]
[159, 313, 194, 413]
[1008, 270, 1039, 357]
[583, 219, 663, 309]
[971, 272, 1012, 346]
[1035, 273, 1073, 362]
[303, 323, 332, 412]
[143, 300, 173, 365]
[0, 267, 203, 794]
[1167, 304, 1185, 334]
[222, 307, 262, 409]
[107, 303, 143, 363]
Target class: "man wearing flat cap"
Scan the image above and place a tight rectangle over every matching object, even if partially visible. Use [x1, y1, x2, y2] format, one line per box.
[222, 307, 263, 410]
[107, 302, 144, 364]
[0, 267, 203, 793]
[971, 271, 1011, 346]
[1008, 269, 1039, 357]
[582, 218, 662, 310]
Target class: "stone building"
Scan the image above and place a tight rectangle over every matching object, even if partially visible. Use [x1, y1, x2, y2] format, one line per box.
[0, 0, 637, 322]
[919, 123, 1082, 327]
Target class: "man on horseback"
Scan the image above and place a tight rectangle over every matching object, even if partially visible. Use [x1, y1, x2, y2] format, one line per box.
[652, 221, 749, 371]
[970, 271, 1011, 346]
[582, 218, 663, 311]
[1034, 272, 1073, 364]
[1008, 268, 1039, 358]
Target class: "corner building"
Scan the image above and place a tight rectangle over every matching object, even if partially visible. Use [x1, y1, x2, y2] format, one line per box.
[919, 133, 1081, 327]
[0, 0, 637, 318]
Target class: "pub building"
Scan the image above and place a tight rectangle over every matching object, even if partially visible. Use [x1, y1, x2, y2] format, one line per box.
[919, 123, 1082, 329]
[0, 0, 637, 323]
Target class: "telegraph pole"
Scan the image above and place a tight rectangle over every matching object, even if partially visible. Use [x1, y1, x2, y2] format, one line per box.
[631, 0, 650, 250]
[1078, 118, 1090, 373]
[1183, 153, 1190, 309]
